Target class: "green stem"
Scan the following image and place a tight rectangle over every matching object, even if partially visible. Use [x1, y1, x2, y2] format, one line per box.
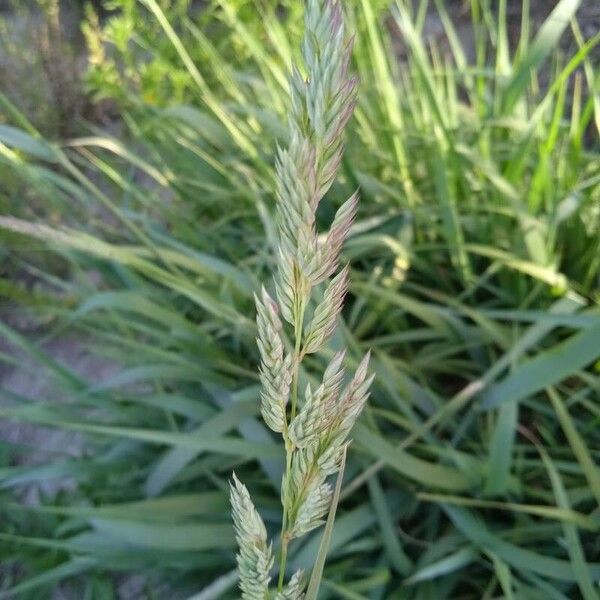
[277, 443, 293, 591]
[277, 298, 306, 590]
[277, 535, 289, 591]
[290, 298, 306, 419]
[290, 350, 301, 421]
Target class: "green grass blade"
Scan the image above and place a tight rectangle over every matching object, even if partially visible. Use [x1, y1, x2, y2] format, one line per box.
[444, 505, 600, 581]
[548, 387, 600, 509]
[501, 0, 581, 113]
[355, 424, 473, 491]
[305, 445, 348, 600]
[538, 444, 599, 600]
[404, 546, 477, 585]
[484, 399, 518, 495]
[367, 475, 412, 575]
[482, 321, 600, 409]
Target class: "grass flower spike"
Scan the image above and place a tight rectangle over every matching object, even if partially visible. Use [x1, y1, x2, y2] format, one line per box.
[230, 474, 274, 599]
[230, 0, 372, 597]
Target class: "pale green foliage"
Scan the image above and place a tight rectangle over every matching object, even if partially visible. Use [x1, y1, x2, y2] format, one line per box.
[230, 0, 371, 596]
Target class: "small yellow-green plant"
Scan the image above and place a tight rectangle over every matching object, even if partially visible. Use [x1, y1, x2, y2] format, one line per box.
[229, 0, 372, 597]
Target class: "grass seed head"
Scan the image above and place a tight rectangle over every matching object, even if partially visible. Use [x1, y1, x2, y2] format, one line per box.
[230, 473, 274, 599]
[234, 0, 370, 593]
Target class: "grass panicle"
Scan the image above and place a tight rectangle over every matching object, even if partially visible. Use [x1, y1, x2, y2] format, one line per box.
[230, 0, 371, 596]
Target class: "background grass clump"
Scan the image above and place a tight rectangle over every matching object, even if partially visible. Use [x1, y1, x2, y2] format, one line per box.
[0, 0, 599, 598]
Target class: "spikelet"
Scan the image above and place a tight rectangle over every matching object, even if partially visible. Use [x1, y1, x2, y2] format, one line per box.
[288, 350, 346, 447]
[316, 438, 347, 476]
[290, 482, 333, 538]
[230, 474, 274, 599]
[286, 354, 372, 538]
[255, 287, 292, 432]
[275, 250, 312, 327]
[275, 136, 317, 262]
[275, 570, 306, 600]
[302, 266, 349, 355]
[331, 351, 374, 439]
[315, 192, 359, 282]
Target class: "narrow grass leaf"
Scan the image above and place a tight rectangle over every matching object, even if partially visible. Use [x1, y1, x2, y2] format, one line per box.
[548, 387, 600, 509]
[367, 475, 412, 575]
[404, 546, 477, 585]
[89, 519, 235, 551]
[355, 423, 473, 491]
[538, 444, 599, 600]
[444, 505, 600, 581]
[305, 446, 348, 600]
[481, 322, 600, 409]
[501, 0, 581, 113]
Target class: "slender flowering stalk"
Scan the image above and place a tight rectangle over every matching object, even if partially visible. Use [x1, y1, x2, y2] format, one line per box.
[230, 1, 372, 597]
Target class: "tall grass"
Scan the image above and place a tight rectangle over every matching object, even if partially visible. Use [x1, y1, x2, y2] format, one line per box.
[1, 0, 599, 598]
